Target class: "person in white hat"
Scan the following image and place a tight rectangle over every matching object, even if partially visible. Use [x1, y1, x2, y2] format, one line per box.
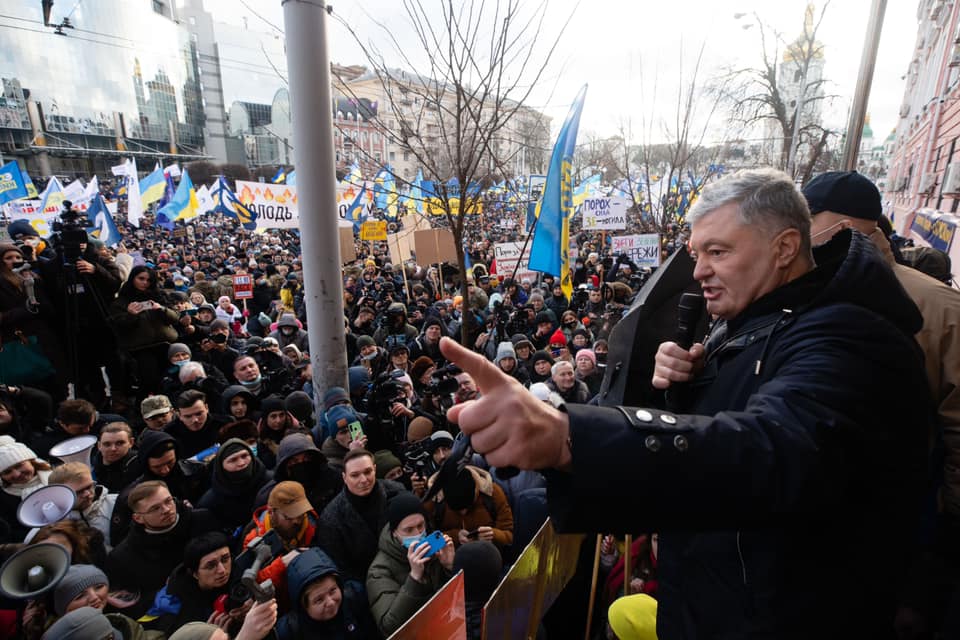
[0, 435, 52, 540]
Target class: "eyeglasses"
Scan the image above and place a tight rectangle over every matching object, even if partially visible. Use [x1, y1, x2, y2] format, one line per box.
[137, 495, 176, 517]
[199, 552, 231, 572]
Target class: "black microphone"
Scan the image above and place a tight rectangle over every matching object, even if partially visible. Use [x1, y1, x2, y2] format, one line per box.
[666, 293, 704, 412]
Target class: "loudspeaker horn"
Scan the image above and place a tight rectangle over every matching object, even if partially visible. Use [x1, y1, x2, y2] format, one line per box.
[17, 484, 76, 528]
[0, 542, 70, 600]
[48, 434, 98, 467]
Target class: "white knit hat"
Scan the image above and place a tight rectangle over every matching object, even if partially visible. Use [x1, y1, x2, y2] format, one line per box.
[0, 436, 38, 473]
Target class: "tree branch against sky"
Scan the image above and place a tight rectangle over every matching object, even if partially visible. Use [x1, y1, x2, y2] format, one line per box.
[332, 0, 576, 342]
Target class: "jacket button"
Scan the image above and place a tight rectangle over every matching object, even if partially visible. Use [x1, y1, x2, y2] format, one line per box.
[645, 435, 661, 452]
[635, 409, 653, 422]
[673, 435, 689, 452]
[660, 414, 677, 425]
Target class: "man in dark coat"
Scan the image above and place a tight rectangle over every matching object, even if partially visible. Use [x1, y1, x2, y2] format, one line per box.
[317, 449, 405, 584]
[106, 480, 220, 618]
[254, 433, 342, 515]
[439, 168, 933, 639]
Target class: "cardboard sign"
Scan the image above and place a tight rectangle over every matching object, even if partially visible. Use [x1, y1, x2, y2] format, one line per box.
[610, 233, 661, 268]
[340, 224, 357, 264]
[232, 274, 253, 299]
[360, 220, 388, 241]
[493, 241, 537, 283]
[388, 571, 466, 640]
[581, 196, 628, 230]
[414, 229, 457, 265]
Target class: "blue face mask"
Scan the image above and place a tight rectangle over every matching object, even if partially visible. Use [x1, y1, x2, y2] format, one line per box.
[249, 444, 258, 457]
[173, 360, 189, 368]
[241, 375, 262, 388]
[401, 534, 425, 549]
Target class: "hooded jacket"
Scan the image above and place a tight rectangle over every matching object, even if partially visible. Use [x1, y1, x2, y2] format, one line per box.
[366, 523, 453, 637]
[423, 465, 514, 549]
[253, 433, 342, 514]
[275, 548, 376, 640]
[196, 439, 271, 532]
[549, 230, 932, 639]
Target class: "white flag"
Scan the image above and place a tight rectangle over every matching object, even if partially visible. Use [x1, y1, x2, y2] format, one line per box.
[164, 163, 181, 178]
[126, 158, 143, 228]
[196, 184, 214, 215]
[111, 162, 130, 177]
[62, 179, 86, 203]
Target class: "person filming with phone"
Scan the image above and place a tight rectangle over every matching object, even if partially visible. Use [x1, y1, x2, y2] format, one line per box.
[366, 492, 454, 636]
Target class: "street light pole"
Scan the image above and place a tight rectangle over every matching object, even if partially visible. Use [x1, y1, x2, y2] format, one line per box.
[841, 0, 887, 171]
[282, 0, 348, 401]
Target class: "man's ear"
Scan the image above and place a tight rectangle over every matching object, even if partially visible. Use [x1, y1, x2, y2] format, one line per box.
[132, 512, 144, 527]
[774, 228, 804, 268]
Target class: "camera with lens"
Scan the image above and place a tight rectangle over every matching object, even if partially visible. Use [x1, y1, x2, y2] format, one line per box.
[421, 364, 460, 417]
[50, 200, 94, 265]
[571, 284, 590, 312]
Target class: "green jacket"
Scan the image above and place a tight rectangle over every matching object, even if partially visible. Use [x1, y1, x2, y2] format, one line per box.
[366, 524, 452, 637]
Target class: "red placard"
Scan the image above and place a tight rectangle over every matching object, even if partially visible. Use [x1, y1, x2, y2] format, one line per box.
[232, 274, 253, 300]
[388, 571, 466, 640]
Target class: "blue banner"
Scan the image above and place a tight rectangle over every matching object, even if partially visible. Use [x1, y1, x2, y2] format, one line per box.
[910, 210, 958, 253]
[0, 161, 29, 205]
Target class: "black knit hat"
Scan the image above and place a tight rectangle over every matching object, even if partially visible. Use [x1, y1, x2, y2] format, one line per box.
[802, 170, 881, 221]
[443, 468, 477, 511]
[531, 350, 555, 367]
[387, 492, 428, 531]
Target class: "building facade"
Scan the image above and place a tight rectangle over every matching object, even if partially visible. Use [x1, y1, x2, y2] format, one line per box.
[0, 0, 211, 178]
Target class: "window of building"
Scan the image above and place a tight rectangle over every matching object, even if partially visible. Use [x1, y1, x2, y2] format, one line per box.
[389, 151, 396, 161]
[375, 152, 382, 162]
[336, 151, 341, 162]
[404, 151, 410, 161]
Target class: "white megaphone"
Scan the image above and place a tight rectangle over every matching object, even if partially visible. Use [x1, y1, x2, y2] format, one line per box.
[17, 484, 76, 528]
[0, 542, 70, 600]
[49, 435, 98, 467]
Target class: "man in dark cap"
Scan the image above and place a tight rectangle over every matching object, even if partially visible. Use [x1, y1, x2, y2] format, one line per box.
[409, 317, 447, 366]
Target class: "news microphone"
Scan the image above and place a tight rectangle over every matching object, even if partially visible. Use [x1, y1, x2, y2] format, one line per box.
[666, 293, 704, 412]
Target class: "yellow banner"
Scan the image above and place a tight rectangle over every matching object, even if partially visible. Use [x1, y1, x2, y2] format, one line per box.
[360, 220, 388, 240]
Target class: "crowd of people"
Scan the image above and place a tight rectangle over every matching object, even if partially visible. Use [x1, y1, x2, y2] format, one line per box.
[1, 166, 958, 640]
[0, 177, 664, 640]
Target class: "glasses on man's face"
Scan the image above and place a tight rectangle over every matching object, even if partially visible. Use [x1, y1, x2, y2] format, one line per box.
[138, 495, 175, 517]
[199, 552, 231, 572]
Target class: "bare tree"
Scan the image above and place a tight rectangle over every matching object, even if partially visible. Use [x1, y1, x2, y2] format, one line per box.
[717, 3, 839, 178]
[333, 0, 573, 343]
[632, 43, 728, 232]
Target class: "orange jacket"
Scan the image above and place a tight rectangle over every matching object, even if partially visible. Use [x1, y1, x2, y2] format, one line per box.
[242, 505, 319, 611]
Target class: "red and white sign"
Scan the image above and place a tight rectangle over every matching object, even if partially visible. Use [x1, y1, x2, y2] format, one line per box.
[232, 274, 253, 299]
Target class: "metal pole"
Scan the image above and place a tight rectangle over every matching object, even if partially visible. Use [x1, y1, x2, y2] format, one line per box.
[282, 0, 348, 403]
[841, 0, 887, 171]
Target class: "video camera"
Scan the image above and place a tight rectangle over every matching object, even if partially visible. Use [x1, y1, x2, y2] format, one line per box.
[421, 364, 460, 417]
[50, 200, 93, 265]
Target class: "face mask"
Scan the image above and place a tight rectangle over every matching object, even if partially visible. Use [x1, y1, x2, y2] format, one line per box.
[249, 444, 258, 457]
[281, 327, 295, 336]
[811, 220, 848, 246]
[287, 463, 318, 485]
[595, 352, 607, 364]
[173, 360, 189, 368]
[241, 375, 262, 388]
[211, 333, 228, 344]
[400, 534, 425, 549]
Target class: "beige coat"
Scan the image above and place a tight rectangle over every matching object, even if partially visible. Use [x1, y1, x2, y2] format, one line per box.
[871, 229, 960, 515]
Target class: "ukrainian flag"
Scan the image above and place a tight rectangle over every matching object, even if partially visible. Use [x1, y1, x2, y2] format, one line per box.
[528, 85, 587, 299]
[271, 167, 287, 184]
[157, 170, 199, 229]
[347, 184, 368, 231]
[573, 173, 601, 207]
[139, 166, 166, 207]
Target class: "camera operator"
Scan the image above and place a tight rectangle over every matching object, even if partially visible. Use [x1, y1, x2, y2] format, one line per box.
[33, 206, 123, 405]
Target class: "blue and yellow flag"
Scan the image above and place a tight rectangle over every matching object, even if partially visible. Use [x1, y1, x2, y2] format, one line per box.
[156, 170, 199, 230]
[528, 85, 587, 299]
[347, 184, 368, 230]
[212, 177, 258, 231]
[271, 167, 287, 184]
[573, 173, 601, 207]
[0, 161, 29, 205]
[139, 166, 166, 207]
[85, 194, 123, 247]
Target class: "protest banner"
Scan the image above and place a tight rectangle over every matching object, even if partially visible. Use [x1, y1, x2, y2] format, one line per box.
[414, 229, 457, 265]
[482, 519, 585, 640]
[493, 241, 537, 283]
[4, 199, 58, 237]
[388, 571, 466, 640]
[910, 208, 958, 253]
[581, 196, 628, 230]
[360, 220, 388, 241]
[610, 233, 662, 268]
[232, 274, 253, 300]
[235, 180, 299, 229]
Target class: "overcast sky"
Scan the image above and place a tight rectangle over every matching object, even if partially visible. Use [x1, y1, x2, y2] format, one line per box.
[203, 0, 919, 148]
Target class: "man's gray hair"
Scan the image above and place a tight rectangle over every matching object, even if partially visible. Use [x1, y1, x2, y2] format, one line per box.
[551, 360, 573, 377]
[687, 168, 812, 255]
[179, 362, 206, 383]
